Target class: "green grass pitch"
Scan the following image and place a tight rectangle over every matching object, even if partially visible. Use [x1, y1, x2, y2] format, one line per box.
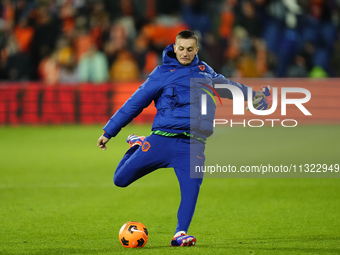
[0, 124, 339, 255]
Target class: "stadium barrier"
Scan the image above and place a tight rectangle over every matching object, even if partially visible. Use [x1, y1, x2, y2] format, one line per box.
[0, 82, 155, 125]
[0, 79, 339, 125]
[215, 78, 340, 125]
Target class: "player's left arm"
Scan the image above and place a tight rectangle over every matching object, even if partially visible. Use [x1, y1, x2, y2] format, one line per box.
[247, 85, 272, 110]
[206, 65, 270, 109]
[210, 72, 256, 100]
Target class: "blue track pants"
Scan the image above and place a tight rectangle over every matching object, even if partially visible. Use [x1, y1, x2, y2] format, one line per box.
[113, 134, 205, 234]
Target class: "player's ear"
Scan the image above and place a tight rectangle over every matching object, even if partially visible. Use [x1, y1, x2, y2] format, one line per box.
[195, 46, 199, 54]
[173, 44, 177, 53]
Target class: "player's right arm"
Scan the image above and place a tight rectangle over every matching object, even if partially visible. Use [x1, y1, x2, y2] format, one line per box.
[97, 134, 109, 150]
[99, 67, 163, 146]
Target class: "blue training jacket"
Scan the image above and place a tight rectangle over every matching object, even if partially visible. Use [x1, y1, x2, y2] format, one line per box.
[103, 44, 253, 140]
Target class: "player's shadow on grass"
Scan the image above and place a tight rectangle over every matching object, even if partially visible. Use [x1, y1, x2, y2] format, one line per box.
[194, 235, 340, 254]
[30, 235, 339, 254]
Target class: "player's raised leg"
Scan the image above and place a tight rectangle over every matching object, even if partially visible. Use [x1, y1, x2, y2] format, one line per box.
[126, 134, 145, 147]
[113, 134, 171, 187]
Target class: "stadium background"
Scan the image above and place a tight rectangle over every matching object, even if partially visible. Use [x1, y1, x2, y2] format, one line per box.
[1, 0, 340, 254]
[1, 0, 340, 83]
[1, 0, 340, 125]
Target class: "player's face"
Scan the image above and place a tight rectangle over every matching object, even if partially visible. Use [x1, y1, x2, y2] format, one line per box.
[174, 38, 199, 66]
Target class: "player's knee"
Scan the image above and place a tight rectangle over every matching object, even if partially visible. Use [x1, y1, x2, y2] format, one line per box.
[113, 175, 129, 187]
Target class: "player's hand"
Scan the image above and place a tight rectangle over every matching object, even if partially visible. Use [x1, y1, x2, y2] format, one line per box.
[247, 85, 271, 110]
[97, 135, 110, 151]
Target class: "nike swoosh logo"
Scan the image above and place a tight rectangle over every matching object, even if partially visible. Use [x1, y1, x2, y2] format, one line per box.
[170, 69, 176, 72]
[197, 156, 203, 159]
[131, 227, 144, 233]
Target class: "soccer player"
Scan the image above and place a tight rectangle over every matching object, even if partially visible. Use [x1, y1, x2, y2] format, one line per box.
[97, 30, 269, 247]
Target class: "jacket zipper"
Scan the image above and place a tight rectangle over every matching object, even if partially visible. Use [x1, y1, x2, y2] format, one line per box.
[189, 67, 201, 121]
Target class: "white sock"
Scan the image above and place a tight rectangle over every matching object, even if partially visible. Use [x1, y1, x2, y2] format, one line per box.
[174, 231, 186, 237]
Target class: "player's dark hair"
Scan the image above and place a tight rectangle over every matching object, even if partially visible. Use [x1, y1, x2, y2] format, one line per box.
[176, 30, 198, 45]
